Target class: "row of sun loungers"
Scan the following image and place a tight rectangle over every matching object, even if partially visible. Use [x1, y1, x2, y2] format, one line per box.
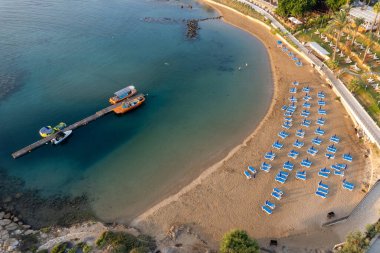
[271, 187, 283, 200]
[275, 171, 289, 184]
[295, 170, 306, 180]
[262, 199, 276, 214]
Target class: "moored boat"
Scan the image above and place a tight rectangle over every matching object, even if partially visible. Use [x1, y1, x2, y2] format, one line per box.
[113, 95, 145, 114]
[39, 126, 55, 138]
[109, 85, 137, 104]
[51, 130, 72, 145]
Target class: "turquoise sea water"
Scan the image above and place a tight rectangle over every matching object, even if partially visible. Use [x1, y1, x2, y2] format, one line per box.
[0, 0, 272, 221]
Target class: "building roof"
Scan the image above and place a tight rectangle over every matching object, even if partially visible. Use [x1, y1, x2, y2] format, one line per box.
[308, 42, 330, 59]
[349, 6, 380, 24]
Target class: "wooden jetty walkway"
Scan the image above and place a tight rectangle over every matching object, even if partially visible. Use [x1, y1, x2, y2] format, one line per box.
[12, 94, 144, 159]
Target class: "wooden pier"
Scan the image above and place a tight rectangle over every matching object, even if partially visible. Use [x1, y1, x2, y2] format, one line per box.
[11, 94, 144, 159]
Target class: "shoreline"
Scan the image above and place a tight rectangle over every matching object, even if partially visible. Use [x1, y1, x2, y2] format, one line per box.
[132, 0, 371, 250]
[131, 0, 280, 225]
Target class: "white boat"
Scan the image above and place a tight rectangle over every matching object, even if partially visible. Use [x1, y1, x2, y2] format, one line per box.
[51, 130, 72, 145]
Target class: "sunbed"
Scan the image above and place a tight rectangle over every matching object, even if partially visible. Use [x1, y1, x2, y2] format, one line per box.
[262, 205, 272, 214]
[244, 170, 251, 179]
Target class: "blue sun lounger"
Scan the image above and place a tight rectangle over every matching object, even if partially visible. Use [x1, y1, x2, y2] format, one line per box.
[317, 187, 329, 194]
[330, 134, 340, 143]
[288, 52, 294, 57]
[337, 163, 347, 170]
[318, 99, 326, 106]
[325, 153, 335, 159]
[272, 141, 284, 150]
[296, 129, 305, 138]
[334, 169, 344, 177]
[301, 110, 310, 118]
[289, 87, 297, 93]
[273, 187, 283, 195]
[331, 164, 339, 170]
[244, 170, 252, 179]
[300, 158, 312, 168]
[343, 153, 353, 162]
[320, 167, 331, 174]
[279, 171, 289, 177]
[315, 127, 325, 136]
[303, 94, 312, 101]
[317, 117, 325, 126]
[301, 119, 311, 127]
[261, 162, 271, 172]
[275, 176, 286, 184]
[315, 190, 327, 198]
[312, 137, 322, 145]
[288, 149, 299, 159]
[281, 105, 288, 111]
[318, 91, 325, 99]
[342, 179, 355, 191]
[286, 106, 295, 112]
[289, 96, 297, 103]
[318, 171, 329, 178]
[282, 122, 291, 129]
[327, 144, 337, 153]
[295, 172, 306, 180]
[248, 166, 257, 175]
[266, 200, 276, 210]
[285, 117, 292, 122]
[284, 120, 292, 126]
[307, 146, 318, 156]
[282, 47, 288, 52]
[271, 191, 282, 200]
[289, 102, 297, 109]
[265, 151, 276, 160]
[293, 139, 304, 148]
[318, 108, 327, 115]
[292, 81, 299, 86]
[303, 102, 311, 108]
[292, 56, 299, 61]
[302, 86, 311, 92]
[283, 161, 294, 171]
[318, 181, 329, 189]
[262, 205, 272, 214]
[278, 131, 290, 139]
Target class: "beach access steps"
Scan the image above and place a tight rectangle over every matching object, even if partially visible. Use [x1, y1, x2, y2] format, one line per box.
[11, 94, 144, 159]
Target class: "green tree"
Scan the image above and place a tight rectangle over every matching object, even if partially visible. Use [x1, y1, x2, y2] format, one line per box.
[220, 229, 260, 253]
[327, 10, 349, 61]
[338, 231, 369, 253]
[325, 0, 347, 12]
[362, 32, 374, 63]
[276, 0, 317, 17]
[351, 17, 365, 48]
[372, 2, 380, 31]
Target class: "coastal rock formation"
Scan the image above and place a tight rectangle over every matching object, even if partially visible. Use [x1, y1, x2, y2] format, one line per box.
[0, 211, 37, 253]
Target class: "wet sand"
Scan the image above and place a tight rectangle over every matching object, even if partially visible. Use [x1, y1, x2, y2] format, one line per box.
[132, 1, 371, 250]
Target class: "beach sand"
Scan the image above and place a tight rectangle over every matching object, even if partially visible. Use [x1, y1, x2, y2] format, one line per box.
[132, 1, 373, 250]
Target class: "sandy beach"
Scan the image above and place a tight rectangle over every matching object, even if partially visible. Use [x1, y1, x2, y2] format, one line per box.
[132, 0, 374, 250]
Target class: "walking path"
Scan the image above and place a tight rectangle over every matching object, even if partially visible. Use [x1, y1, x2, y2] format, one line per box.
[237, 0, 380, 148]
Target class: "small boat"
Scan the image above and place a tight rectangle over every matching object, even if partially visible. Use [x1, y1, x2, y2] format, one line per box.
[109, 85, 137, 104]
[53, 122, 67, 131]
[51, 130, 72, 145]
[113, 95, 145, 114]
[39, 126, 55, 138]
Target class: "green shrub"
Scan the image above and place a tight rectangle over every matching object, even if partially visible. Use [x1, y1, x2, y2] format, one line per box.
[96, 231, 156, 253]
[83, 244, 92, 253]
[220, 229, 260, 253]
[338, 231, 369, 253]
[51, 242, 69, 253]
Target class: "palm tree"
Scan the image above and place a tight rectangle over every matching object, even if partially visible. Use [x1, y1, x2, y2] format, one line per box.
[327, 10, 349, 61]
[371, 2, 380, 32]
[351, 17, 365, 47]
[362, 32, 374, 63]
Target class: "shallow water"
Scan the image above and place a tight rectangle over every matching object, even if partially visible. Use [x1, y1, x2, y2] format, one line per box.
[0, 0, 272, 221]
